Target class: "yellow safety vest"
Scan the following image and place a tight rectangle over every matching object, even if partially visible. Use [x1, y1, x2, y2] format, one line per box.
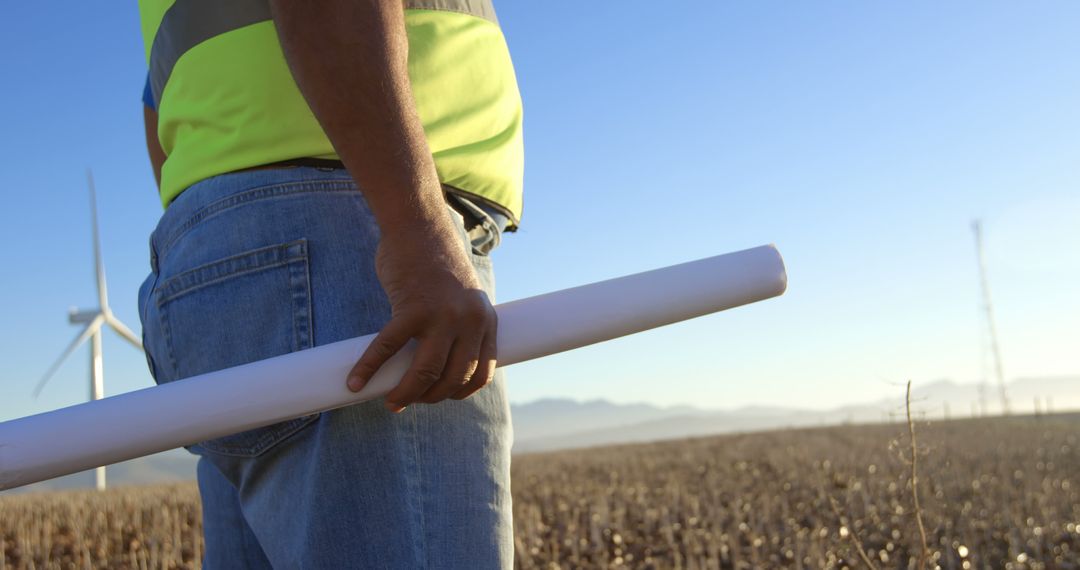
[138, 0, 524, 226]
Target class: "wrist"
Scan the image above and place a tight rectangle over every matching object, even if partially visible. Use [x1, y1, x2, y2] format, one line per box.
[375, 195, 455, 239]
[337, 158, 447, 238]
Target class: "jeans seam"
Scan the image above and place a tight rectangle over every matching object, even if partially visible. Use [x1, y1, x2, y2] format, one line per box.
[407, 412, 429, 568]
[157, 241, 308, 302]
[289, 249, 313, 352]
[158, 181, 355, 257]
[159, 260, 292, 304]
[158, 291, 179, 380]
[139, 263, 162, 382]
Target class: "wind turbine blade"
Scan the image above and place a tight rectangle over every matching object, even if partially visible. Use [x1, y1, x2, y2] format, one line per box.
[32, 315, 105, 398]
[87, 169, 109, 310]
[106, 314, 143, 350]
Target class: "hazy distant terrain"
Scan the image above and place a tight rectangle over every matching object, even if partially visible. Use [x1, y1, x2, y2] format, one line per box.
[511, 375, 1079, 452]
[5, 376, 1076, 493]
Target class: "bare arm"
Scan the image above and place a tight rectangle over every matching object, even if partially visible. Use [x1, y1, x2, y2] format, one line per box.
[269, 0, 498, 411]
[143, 105, 165, 189]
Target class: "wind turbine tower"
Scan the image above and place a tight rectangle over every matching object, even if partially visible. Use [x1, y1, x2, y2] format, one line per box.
[33, 171, 144, 491]
[972, 220, 1010, 416]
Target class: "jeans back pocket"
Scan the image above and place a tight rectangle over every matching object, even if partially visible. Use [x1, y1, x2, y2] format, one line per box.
[149, 239, 319, 457]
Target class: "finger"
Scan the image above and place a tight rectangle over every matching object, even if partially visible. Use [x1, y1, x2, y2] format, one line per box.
[452, 329, 497, 401]
[417, 334, 483, 404]
[384, 335, 454, 412]
[347, 317, 414, 392]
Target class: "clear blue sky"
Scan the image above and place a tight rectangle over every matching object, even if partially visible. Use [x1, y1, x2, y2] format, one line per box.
[2, 1, 1078, 423]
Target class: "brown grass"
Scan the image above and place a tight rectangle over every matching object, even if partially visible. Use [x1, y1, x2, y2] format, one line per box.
[1, 484, 200, 569]
[3, 414, 1079, 569]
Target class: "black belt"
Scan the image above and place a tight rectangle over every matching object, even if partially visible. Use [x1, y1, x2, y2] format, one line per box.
[261, 158, 487, 230]
[268, 158, 348, 170]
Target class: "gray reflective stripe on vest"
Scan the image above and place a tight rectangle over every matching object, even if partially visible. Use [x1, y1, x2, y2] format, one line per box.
[149, 0, 271, 107]
[149, 0, 498, 107]
[407, 0, 497, 24]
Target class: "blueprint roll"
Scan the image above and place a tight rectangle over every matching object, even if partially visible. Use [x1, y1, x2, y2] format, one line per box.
[0, 245, 786, 490]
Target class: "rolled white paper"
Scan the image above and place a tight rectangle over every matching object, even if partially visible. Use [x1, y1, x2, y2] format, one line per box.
[0, 245, 786, 490]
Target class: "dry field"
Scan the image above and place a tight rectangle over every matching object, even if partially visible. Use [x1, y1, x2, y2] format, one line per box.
[2, 414, 1078, 569]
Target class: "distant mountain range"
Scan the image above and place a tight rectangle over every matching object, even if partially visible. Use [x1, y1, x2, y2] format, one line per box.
[512, 375, 1080, 452]
[5, 375, 1076, 494]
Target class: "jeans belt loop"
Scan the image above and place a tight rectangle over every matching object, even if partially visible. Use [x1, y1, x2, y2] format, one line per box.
[149, 235, 160, 274]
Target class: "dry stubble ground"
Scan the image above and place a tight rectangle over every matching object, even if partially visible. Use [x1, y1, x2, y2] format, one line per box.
[2, 414, 1079, 569]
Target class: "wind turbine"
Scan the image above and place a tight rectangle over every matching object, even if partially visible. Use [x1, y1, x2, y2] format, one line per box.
[32, 170, 144, 491]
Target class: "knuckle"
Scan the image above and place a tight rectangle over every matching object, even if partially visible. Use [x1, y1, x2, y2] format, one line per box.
[467, 310, 488, 327]
[371, 340, 396, 360]
[448, 300, 471, 317]
[472, 296, 492, 315]
[458, 298, 485, 319]
[441, 308, 465, 326]
[412, 367, 442, 386]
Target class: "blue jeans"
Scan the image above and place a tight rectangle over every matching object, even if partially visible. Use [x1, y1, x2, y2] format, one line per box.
[137, 167, 513, 568]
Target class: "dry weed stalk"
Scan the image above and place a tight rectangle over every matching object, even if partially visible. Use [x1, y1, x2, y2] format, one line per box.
[906, 380, 930, 570]
[828, 494, 879, 569]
